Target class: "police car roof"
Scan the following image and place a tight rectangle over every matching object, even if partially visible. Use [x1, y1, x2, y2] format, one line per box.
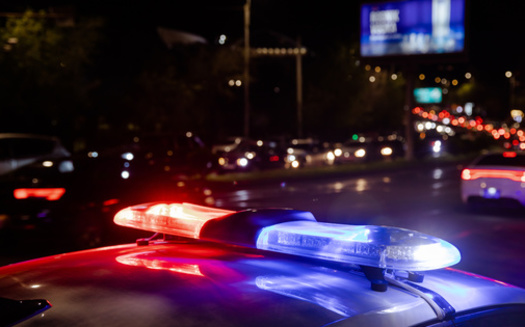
[1, 239, 525, 326]
[2, 202, 525, 326]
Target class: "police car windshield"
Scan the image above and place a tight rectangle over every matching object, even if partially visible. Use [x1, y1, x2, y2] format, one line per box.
[476, 154, 525, 166]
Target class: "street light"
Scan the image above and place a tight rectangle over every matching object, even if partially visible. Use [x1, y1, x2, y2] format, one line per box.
[241, 0, 306, 138]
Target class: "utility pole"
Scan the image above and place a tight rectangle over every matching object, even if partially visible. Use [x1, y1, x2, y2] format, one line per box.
[404, 64, 416, 161]
[296, 37, 303, 138]
[243, 0, 251, 138]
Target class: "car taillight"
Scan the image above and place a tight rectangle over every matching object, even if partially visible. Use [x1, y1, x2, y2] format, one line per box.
[14, 188, 66, 201]
[461, 169, 471, 180]
[462, 168, 525, 182]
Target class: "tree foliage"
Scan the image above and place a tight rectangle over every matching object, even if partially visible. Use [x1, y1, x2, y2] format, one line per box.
[0, 9, 408, 145]
[0, 10, 103, 138]
[303, 43, 405, 140]
[120, 43, 244, 140]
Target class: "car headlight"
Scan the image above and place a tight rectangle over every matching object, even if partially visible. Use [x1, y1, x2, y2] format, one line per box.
[237, 158, 249, 167]
[381, 147, 393, 156]
[355, 149, 366, 158]
[58, 160, 75, 173]
[121, 152, 134, 161]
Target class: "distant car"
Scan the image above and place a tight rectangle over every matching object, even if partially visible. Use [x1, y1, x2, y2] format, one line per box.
[2, 201, 525, 326]
[333, 135, 404, 164]
[461, 151, 525, 208]
[0, 133, 70, 176]
[285, 138, 335, 168]
[365, 139, 405, 161]
[333, 139, 368, 164]
[216, 139, 285, 172]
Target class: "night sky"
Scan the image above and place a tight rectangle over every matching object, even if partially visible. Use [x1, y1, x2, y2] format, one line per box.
[3, 0, 524, 60]
[1, 1, 359, 48]
[3, 0, 525, 93]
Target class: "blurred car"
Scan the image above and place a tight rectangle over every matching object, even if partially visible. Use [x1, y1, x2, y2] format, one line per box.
[365, 139, 405, 161]
[2, 201, 525, 326]
[461, 151, 525, 208]
[333, 139, 368, 164]
[0, 133, 70, 176]
[333, 135, 404, 164]
[0, 132, 216, 253]
[216, 139, 286, 172]
[99, 131, 215, 181]
[285, 138, 335, 169]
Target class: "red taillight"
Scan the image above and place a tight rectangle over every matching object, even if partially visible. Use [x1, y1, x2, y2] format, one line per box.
[269, 155, 280, 162]
[461, 169, 525, 182]
[103, 198, 120, 207]
[461, 169, 471, 181]
[503, 151, 517, 158]
[14, 188, 66, 201]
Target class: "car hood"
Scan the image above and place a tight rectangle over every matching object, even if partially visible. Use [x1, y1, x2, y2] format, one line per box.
[1, 241, 525, 326]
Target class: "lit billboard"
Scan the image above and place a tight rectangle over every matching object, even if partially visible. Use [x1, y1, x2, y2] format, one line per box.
[360, 0, 465, 58]
[414, 87, 442, 103]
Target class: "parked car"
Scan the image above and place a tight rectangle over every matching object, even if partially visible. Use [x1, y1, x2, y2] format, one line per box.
[0, 132, 216, 253]
[2, 201, 525, 326]
[0, 133, 70, 176]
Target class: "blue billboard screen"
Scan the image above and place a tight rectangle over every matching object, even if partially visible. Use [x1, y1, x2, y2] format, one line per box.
[360, 0, 465, 57]
[414, 87, 442, 103]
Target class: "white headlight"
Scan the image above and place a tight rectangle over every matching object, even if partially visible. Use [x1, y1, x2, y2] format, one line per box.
[355, 149, 366, 158]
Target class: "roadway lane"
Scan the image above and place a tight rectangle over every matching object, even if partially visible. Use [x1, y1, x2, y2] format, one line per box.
[211, 161, 525, 288]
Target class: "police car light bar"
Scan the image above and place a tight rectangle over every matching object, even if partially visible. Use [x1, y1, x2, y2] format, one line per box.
[114, 202, 461, 272]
